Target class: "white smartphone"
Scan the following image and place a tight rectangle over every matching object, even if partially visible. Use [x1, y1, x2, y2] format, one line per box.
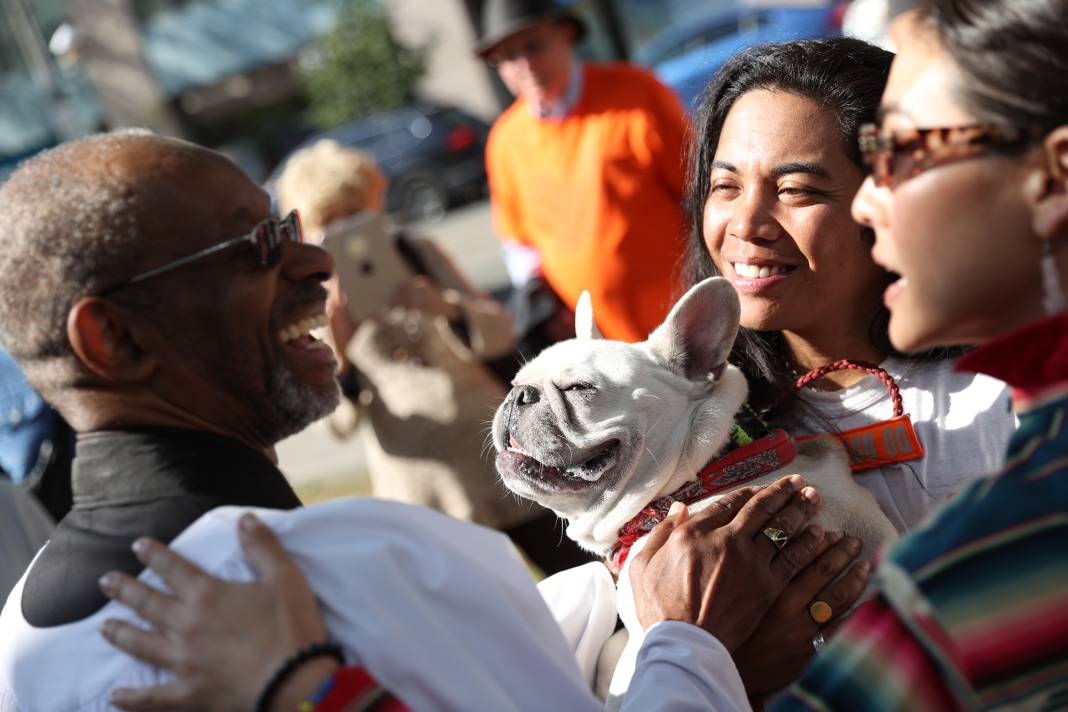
[319, 213, 413, 324]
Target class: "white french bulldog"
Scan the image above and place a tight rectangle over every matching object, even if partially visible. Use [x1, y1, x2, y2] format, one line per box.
[491, 277, 897, 702]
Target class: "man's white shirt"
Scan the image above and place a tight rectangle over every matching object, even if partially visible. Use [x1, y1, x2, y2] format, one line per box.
[0, 498, 749, 711]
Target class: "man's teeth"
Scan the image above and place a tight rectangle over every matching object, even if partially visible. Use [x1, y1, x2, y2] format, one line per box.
[278, 313, 328, 343]
[733, 263, 790, 279]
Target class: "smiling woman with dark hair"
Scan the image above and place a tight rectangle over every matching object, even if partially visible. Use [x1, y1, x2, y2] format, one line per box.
[682, 37, 1015, 538]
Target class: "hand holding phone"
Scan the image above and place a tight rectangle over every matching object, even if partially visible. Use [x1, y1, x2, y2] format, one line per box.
[319, 213, 413, 325]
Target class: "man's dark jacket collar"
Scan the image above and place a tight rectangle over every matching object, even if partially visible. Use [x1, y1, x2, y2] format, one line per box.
[22, 427, 300, 627]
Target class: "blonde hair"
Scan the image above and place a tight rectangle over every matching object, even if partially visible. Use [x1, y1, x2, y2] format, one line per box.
[275, 139, 387, 232]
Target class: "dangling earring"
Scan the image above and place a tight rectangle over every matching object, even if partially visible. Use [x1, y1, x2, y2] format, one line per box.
[1041, 237, 1066, 315]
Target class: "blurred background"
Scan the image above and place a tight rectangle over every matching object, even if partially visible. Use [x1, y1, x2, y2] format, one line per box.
[0, 0, 889, 499]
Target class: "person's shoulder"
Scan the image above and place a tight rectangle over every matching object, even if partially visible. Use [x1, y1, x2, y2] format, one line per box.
[896, 353, 1001, 390]
[895, 355, 1012, 417]
[488, 99, 531, 142]
[486, 102, 531, 168]
[0, 549, 164, 712]
[174, 499, 518, 572]
[884, 447, 1065, 579]
[585, 63, 676, 100]
[586, 62, 662, 87]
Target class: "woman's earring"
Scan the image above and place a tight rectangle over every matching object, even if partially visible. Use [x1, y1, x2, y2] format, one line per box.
[1041, 237, 1066, 315]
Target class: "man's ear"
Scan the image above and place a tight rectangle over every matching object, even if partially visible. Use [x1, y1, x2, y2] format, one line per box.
[1027, 126, 1068, 239]
[646, 277, 740, 382]
[67, 297, 156, 381]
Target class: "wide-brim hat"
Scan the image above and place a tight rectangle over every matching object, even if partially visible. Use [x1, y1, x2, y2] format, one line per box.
[474, 0, 588, 59]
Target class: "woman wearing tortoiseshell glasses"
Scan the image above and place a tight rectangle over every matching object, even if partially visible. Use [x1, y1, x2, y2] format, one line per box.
[778, 0, 1068, 709]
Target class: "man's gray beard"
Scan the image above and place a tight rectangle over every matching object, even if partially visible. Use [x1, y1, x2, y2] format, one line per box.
[263, 363, 341, 442]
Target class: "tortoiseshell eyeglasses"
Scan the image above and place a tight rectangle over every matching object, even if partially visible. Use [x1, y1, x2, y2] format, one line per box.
[858, 123, 1039, 189]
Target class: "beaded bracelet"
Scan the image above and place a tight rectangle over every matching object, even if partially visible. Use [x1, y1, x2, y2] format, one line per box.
[253, 641, 345, 712]
[296, 673, 336, 712]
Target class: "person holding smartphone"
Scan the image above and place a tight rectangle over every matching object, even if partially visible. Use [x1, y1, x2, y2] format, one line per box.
[275, 139, 593, 573]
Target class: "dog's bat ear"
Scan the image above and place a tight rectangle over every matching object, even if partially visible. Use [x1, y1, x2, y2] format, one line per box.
[575, 291, 602, 340]
[646, 278, 740, 382]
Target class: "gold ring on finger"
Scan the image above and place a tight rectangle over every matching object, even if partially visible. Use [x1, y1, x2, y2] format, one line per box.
[809, 600, 833, 624]
[761, 527, 789, 550]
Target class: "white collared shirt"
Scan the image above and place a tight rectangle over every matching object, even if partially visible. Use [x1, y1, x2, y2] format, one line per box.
[0, 498, 749, 711]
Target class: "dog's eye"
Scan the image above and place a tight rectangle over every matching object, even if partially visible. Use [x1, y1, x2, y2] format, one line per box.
[561, 382, 595, 393]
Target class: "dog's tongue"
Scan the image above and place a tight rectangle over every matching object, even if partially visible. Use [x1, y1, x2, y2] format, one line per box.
[509, 435, 523, 451]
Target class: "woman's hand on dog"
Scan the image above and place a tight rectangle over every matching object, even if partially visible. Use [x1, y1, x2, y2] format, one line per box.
[628, 475, 829, 653]
[732, 532, 872, 697]
[97, 514, 333, 712]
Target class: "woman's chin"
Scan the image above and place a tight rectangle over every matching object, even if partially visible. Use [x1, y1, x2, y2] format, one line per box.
[738, 302, 792, 334]
[889, 313, 962, 354]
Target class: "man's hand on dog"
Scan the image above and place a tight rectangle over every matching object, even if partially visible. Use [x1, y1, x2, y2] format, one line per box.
[628, 474, 826, 653]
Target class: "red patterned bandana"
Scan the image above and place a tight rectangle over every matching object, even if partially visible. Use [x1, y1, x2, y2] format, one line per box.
[606, 429, 797, 575]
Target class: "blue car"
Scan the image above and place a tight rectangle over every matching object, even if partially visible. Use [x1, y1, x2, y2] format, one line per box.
[635, 2, 849, 111]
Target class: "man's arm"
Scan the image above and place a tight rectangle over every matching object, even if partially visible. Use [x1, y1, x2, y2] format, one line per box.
[624, 621, 751, 711]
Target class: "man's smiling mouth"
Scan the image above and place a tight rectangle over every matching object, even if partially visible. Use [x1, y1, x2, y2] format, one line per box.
[277, 312, 329, 347]
[275, 310, 336, 378]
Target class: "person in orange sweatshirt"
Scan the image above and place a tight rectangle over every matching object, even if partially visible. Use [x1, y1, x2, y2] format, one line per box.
[477, 0, 689, 344]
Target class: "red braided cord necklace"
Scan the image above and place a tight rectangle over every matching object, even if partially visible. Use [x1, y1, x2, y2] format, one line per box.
[793, 359, 904, 417]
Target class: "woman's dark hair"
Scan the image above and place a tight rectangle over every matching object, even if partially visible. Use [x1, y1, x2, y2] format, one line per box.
[925, 0, 1068, 132]
[681, 37, 900, 419]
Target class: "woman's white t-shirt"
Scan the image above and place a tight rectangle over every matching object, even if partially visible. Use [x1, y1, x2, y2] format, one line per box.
[786, 356, 1014, 533]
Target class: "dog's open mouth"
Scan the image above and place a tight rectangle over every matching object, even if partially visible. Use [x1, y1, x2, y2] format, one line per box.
[497, 436, 620, 492]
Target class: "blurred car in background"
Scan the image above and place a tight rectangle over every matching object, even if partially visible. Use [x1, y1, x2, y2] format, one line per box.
[635, 0, 850, 111]
[271, 104, 490, 223]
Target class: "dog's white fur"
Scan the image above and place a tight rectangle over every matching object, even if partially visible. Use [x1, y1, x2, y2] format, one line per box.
[492, 277, 898, 701]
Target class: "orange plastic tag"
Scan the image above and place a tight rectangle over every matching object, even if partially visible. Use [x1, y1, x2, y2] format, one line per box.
[796, 414, 925, 472]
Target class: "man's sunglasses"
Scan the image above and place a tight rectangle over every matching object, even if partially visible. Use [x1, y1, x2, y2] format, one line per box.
[99, 210, 304, 296]
[858, 123, 1039, 189]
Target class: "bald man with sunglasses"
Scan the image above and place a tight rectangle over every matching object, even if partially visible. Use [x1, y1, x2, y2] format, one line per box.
[0, 131, 340, 694]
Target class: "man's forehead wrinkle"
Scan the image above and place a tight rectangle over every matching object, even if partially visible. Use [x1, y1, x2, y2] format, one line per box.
[122, 153, 265, 248]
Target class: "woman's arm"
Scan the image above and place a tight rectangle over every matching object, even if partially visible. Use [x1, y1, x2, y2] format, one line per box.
[98, 477, 830, 712]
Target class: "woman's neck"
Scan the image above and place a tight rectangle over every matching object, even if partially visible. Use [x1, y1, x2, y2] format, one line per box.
[782, 329, 888, 391]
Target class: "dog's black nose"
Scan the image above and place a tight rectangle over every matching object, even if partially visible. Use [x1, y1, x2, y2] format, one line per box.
[514, 384, 540, 406]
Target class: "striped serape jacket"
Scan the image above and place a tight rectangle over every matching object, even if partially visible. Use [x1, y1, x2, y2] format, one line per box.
[776, 313, 1068, 711]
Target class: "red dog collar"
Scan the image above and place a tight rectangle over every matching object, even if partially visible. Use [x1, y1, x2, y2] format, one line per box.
[607, 429, 797, 575]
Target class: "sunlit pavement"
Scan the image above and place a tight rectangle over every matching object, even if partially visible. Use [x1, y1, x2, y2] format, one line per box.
[276, 199, 508, 498]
